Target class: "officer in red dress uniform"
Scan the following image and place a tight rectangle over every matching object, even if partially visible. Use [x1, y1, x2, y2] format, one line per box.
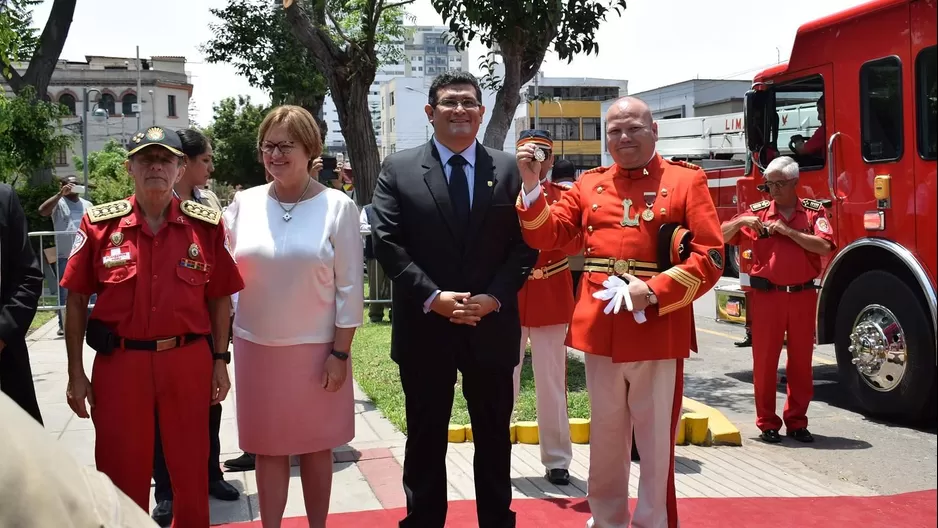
[722, 155, 834, 444]
[513, 130, 580, 486]
[516, 97, 724, 528]
[61, 126, 244, 527]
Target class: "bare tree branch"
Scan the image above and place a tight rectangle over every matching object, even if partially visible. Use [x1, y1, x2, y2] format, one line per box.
[379, 0, 415, 13]
[325, 8, 360, 52]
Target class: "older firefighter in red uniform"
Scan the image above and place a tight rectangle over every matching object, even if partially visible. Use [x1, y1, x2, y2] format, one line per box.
[513, 130, 581, 486]
[722, 155, 834, 444]
[61, 126, 244, 527]
[516, 97, 723, 528]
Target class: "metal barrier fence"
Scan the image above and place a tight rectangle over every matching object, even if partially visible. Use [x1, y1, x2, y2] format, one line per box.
[27, 229, 392, 311]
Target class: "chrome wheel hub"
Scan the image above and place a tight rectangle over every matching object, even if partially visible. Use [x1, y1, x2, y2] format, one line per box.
[848, 304, 908, 392]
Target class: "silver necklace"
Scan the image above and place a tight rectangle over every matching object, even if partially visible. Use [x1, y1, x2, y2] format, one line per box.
[272, 177, 312, 222]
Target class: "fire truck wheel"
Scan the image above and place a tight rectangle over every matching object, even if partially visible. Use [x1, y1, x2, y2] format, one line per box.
[725, 245, 741, 278]
[834, 270, 937, 424]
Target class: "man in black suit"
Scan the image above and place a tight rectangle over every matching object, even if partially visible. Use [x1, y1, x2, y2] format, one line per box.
[0, 183, 45, 425]
[371, 71, 537, 528]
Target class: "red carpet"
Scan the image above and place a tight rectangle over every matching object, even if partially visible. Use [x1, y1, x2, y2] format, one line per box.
[218, 490, 937, 527]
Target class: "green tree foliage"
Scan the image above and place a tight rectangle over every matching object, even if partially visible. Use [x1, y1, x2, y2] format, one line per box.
[202, 0, 329, 134]
[205, 96, 269, 188]
[0, 86, 71, 183]
[0, 0, 76, 99]
[0, 0, 41, 78]
[283, 0, 413, 205]
[430, 0, 627, 149]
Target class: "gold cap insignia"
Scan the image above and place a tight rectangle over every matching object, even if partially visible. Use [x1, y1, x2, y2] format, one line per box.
[132, 132, 144, 143]
[188, 243, 200, 258]
[145, 127, 165, 141]
[110, 232, 124, 246]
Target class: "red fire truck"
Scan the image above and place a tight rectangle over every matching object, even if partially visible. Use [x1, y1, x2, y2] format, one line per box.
[735, 0, 936, 422]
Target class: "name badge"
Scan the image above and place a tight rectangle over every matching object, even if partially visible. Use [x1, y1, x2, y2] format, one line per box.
[103, 247, 131, 268]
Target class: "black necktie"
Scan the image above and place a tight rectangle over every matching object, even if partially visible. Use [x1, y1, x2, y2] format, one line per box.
[448, 154, 470, 230]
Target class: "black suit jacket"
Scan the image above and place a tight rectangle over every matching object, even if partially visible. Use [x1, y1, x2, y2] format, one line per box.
[371, 141, 537, 369]
[0, 184, 43, 348]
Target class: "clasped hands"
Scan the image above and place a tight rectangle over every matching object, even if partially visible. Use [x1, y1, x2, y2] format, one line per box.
[592, 273, 650, 324]
[432, 291, 497, 326]
[739, 215, 792, 237]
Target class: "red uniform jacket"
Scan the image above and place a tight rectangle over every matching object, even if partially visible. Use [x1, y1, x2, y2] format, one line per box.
[516, 154, 724, 363]
[518, 181, 582, 328]
[728, 197, 836, 286]
[61, 197, 244, 340]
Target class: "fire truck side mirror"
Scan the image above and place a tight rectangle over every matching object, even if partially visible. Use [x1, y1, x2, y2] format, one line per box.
[744, 89, 771, 154]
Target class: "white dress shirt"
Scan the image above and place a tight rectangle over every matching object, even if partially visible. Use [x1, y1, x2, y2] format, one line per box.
[223, 184, 364, 346]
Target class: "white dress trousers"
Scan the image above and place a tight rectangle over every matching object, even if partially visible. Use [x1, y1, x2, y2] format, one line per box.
[512, 324, 573, 471]
[584, 355, 682, 528]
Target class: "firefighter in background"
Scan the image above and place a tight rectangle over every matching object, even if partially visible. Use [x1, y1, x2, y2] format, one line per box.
[722, 156, 834, 444]
[516, 97, 724, 528]
[61, 127, 244, 526]
[512, 130, 579, 486]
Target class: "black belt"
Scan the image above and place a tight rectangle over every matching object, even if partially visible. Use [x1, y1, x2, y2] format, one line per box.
[750, 277, 818, 293]
[120, 334, 207, 352]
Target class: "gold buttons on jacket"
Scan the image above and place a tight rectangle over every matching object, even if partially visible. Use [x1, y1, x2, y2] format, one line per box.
[596, 186, 604, 194]
[591, 204, 599, 211]
[661, 188, 668, 197]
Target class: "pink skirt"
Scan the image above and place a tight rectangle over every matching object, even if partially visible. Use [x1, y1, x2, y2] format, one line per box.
[233, 338, 354, 455]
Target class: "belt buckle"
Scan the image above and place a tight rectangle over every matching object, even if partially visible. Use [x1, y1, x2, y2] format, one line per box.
[612, 259, 634, 276]
[156, 337, 177, 351]
[532, 268, 545, 280]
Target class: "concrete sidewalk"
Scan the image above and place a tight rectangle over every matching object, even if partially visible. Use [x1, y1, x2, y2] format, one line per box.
[26, 319, 875, 525]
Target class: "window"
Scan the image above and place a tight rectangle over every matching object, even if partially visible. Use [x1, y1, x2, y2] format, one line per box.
[98, 93, 116, 115]
[167, 95, 177, 117]
[582, 118, 601, 140]
[915, 46, 936, 160]
[55, 145, 68, 167]
[122, 93, 137, 116]
[58, 93, 76, 115]
[770, 75, 825, 170]
[860, 56, 903, 162]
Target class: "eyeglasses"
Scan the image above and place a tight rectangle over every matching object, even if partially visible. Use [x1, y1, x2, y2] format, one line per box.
[436, 99, 481, 110]
[260, 141, 296, 155]
[764, 180, 793, 190]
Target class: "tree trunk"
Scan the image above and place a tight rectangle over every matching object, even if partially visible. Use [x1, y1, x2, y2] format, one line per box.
[3, 0, 77, 98]
[284, 1, 380, 206]
[481, 39, 549, 151]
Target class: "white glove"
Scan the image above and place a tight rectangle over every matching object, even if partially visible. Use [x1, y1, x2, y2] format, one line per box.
[591, 275, 646, 323]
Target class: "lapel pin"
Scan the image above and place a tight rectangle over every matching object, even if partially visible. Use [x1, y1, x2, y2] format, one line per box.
[487, 180, 493, 187]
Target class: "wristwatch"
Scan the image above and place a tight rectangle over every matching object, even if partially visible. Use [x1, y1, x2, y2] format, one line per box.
[330, 350, 350, 361]
[646, 288, 658, 305]
[213, 351, 231, 364]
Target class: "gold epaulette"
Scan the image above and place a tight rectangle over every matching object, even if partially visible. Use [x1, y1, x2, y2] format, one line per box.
[87, 200, 132, 223]
[548, 181, 573, 191]
[580, 165, 612, 177]
[801, 198, 822, 211]
[666, 159, 701, 171]
[181, 200, 221, 225]
[750, 200, 770, 212]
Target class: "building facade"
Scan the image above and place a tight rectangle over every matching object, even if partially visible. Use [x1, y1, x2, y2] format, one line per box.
[3, 55, 193, 180]
[629, 79, 752, 120]
[321, 25, 470, 154]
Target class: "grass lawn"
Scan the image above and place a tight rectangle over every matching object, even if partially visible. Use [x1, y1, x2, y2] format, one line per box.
[351, 317, 590, 435]
[27, 310, 56, 336]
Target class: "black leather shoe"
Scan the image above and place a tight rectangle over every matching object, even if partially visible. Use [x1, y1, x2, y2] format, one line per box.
[209, 479, 240, 501]
[545, 468, 570, 485]
[787, 428, 814, 443]
[223, 452, 256, 471]
[759, 429, 782, 443]
[151, 500, 173, 527]
[734, 332, 752, 347]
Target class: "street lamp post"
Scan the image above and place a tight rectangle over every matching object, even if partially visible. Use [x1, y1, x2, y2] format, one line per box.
[553, 99, 565, 158]
[81, 88, 102, 200]
[148, 90, 155, 126]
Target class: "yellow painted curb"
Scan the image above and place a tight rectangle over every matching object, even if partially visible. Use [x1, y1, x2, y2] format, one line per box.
[509, 423, 517, 443]
[682, 396, 743, 446]
[465, 424, 473, 442]
[683, 412, 710, 445]
[515, 421, 539, 444]
[447, 424, 466, 443]
[569, 418, 590, 444]
[675, 415, 686, 445]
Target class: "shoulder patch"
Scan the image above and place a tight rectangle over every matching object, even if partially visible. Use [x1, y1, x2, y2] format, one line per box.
[69, 229, 87, 258]
[181, 200, 221, 225]
[666, 159, 701, 171]
[87, 200, 132, 223]
[750, 200, 771, 212]
[801, 198, 822, 211]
